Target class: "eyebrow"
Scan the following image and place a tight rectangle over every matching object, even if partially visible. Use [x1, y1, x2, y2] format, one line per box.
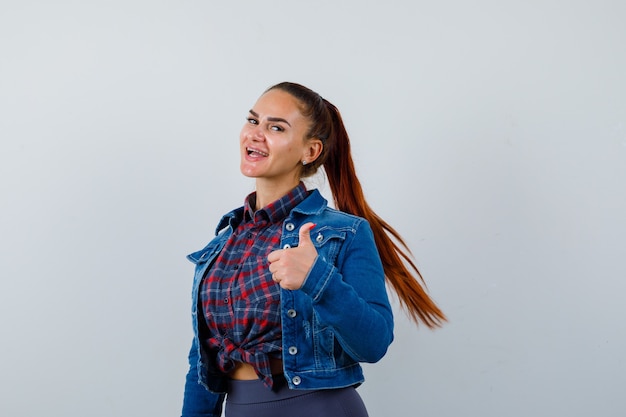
[249, 109, 291, 127]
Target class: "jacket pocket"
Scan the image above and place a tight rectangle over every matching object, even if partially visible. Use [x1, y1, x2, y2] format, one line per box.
[312, 312, 336, 369]
[311, 227, 347, 265]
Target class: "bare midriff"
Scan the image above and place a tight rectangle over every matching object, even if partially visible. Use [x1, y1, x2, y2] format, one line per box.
[228, 357, 284, 380]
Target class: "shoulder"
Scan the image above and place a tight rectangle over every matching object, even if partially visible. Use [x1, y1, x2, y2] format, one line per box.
[315, 206, 366, 231]
[292, 190, 369, 235]
[294, 189, 366, 229]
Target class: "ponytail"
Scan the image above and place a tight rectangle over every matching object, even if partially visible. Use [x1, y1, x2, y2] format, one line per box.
[267, 82, 446, 328]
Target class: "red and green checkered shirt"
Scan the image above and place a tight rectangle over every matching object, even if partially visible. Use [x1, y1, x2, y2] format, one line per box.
[199, 182, 308, 388]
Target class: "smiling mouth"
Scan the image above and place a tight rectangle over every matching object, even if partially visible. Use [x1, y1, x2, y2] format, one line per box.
[246, 147, 269, 157]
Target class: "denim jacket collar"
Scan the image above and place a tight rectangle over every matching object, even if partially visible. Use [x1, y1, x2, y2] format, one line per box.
[289, 189, 328, 217]
[214, 207, 244, 235]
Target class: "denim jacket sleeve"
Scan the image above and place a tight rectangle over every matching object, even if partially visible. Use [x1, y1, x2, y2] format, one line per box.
[299, 218, 394, 362]
[181, 338, 225, 417]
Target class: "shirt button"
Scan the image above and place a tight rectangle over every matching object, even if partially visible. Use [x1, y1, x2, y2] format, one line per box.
[224, 298, 229, 304]
[283, 244, 291, 249]
[285, 222, 295, 231]
[288, 346, 298, 355]
[292, 376, 302, 385]
[287, 309, 297, 318]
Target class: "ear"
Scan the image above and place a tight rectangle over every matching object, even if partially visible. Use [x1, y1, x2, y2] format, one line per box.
[302, 138, 323, 165]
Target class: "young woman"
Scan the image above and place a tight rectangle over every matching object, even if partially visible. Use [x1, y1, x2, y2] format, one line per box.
[181, 82, 446, 417]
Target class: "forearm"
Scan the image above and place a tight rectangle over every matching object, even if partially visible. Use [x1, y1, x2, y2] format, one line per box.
[299, 220, 394, 361]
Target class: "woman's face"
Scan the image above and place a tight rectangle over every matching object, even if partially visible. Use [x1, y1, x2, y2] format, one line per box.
[240, 89, 318, 187]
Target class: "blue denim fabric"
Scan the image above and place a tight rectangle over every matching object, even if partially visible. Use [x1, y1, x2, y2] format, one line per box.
[181, 189, 394, 417]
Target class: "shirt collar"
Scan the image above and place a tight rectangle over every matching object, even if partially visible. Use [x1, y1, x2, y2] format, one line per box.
[244, 182, 308, 224]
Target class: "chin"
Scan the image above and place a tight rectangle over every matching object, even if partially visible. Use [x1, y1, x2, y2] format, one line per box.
[240, 166, 259, 179]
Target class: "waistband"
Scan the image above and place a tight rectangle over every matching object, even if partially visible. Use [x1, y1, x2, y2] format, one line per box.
[226, 375, 316, 404]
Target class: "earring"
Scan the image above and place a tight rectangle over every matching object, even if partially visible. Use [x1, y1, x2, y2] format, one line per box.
[302, 160, 308, 166]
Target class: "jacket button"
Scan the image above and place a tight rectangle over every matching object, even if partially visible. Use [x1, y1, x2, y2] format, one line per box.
[292, 376, 302, 385]
[315, 233, 323, 243]
[285, 223, 295, 231]
[287, 309, 297, 318]
[288, 346, 298, 355]
[283, 244, 291, 249]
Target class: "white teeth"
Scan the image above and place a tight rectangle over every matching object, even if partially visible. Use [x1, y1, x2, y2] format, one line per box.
[247, 147, 268, 157]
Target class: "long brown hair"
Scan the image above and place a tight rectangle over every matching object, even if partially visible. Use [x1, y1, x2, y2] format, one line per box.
[267, 82, 446, 328]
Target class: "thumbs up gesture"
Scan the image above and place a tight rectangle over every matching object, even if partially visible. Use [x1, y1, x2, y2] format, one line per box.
[268, 222, 318, 290]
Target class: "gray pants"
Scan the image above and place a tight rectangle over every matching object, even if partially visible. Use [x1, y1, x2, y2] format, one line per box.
[225, 376, 369, 417]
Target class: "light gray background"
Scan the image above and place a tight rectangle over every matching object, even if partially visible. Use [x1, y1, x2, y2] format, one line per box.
[1, 1, 625, 416]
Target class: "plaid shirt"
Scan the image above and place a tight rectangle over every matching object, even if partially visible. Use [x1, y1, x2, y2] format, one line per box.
[199, 182, 308, 388]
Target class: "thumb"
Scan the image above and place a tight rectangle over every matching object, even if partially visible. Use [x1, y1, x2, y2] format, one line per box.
[298, 222, 316, 247]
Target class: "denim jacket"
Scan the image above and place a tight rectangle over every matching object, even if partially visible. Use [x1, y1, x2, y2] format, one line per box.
[181, 189, 394, 417]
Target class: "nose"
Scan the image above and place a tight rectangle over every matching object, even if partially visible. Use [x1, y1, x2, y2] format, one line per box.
[248, 124, 265, 141]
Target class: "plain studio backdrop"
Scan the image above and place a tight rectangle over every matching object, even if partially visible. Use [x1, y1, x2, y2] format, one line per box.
[1, 1, 625, 416]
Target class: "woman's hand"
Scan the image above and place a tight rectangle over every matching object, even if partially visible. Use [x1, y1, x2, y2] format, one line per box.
[267, 223, 318, 290]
